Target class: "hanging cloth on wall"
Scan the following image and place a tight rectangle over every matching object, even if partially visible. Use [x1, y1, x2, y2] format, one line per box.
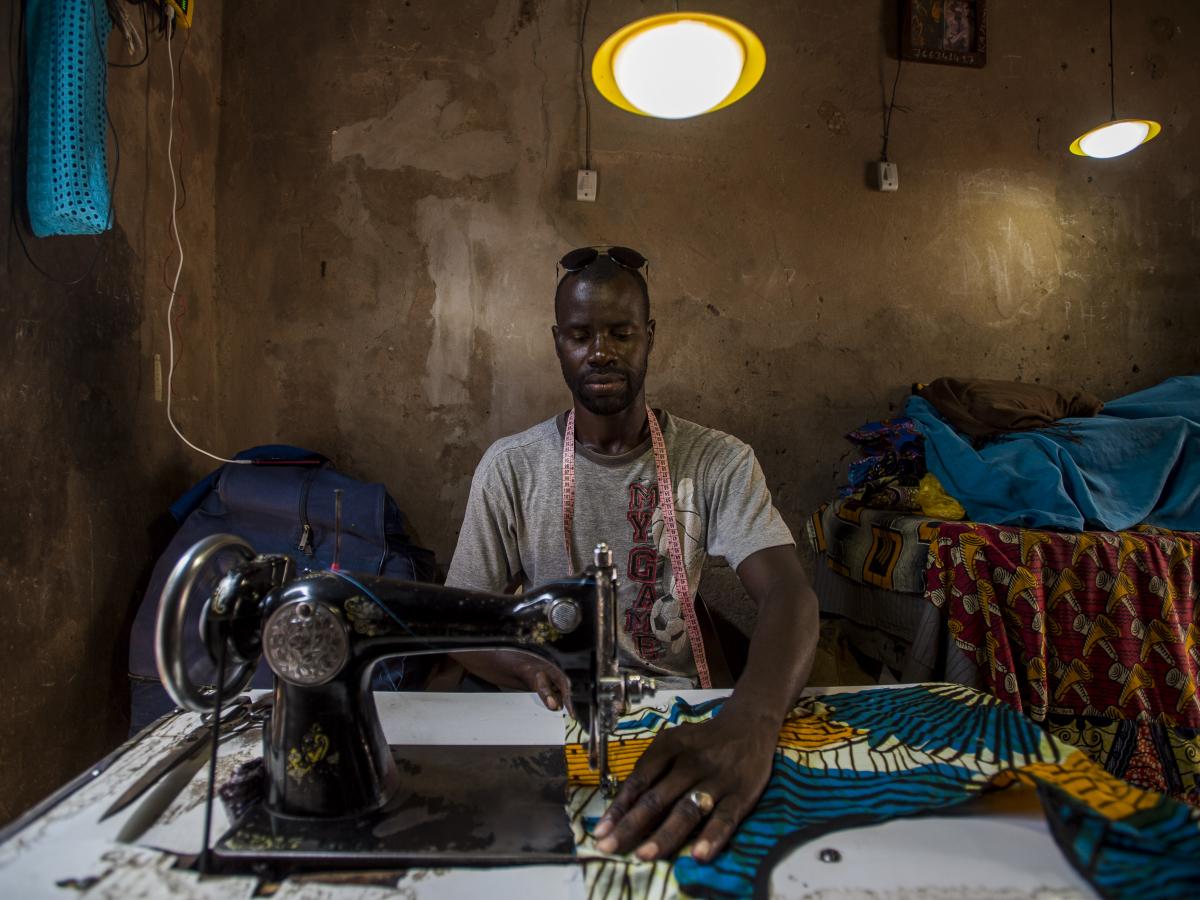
[25, 0, 113, 236]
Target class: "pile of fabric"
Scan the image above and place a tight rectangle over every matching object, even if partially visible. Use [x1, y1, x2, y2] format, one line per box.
[906, 375, 1200, 532]
[838, 417, 964, 519]
[822, 374, 1200, 807]
[838, 375, 1200, 531]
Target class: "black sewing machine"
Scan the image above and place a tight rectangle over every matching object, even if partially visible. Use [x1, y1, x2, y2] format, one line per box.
[155, 534, 655, 874]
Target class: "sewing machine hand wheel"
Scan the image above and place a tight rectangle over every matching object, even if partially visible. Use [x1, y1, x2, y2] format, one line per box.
[155, 534, 261, 712]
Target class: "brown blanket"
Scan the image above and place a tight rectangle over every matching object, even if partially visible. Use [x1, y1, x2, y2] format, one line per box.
[918, 377, 1104, 442]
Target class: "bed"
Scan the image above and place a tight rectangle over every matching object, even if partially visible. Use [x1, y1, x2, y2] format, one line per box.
[807, 376, 1200, 807]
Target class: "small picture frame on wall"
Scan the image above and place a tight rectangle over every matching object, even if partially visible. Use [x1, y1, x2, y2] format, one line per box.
[900, 0, 987, 68]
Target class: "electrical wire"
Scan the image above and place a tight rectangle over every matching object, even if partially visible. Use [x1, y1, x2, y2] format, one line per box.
[578, 0, 591, 170]
[171, 23, 190, 213]
[160, 23, 190, 294]
[1108, 0, 1116, 120]
[164, 14, 248, 466]
[880, 57, 904, 162]
[7, 0, 119, 286]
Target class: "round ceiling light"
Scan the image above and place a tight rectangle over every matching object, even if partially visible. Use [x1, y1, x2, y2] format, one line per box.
[1069, 118, 1161, 159]
[1069, 1, 1162, 160]
[592, 13, 766, 119]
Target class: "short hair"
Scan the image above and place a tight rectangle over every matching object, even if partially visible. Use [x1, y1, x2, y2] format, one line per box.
[555, 256, 650, 323]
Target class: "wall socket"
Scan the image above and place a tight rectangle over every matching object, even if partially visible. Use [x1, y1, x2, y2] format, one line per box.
[876, 162, 899, 192]
[576, 169, 598, 202]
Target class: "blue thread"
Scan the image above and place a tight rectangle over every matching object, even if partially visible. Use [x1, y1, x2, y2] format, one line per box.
[326, 568, 417, 688]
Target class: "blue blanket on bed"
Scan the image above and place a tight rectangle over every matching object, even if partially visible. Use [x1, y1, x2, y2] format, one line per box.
[905, 375, 1200, 531]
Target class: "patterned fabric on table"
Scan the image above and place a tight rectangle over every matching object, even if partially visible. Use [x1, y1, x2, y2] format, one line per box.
[807, 498, 940, 594]
[927, 522, 1200, 805]
[564, 685, 1200, 900]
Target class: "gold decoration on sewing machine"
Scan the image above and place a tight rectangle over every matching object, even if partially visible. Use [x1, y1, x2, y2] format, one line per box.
[344, 595, 389, 636]
[223, 832, 305, 853]
[287, 723, 334, 784]
[529, 621, 561, 645]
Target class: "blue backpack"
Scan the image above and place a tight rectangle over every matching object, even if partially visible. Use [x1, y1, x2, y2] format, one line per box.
[128, 448, 437, 732]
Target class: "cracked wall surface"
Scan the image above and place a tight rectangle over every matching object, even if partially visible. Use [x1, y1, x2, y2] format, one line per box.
[214, 0, 1200, 622]
[3, 0, 1200, 825]
[1, 8, 225, 823]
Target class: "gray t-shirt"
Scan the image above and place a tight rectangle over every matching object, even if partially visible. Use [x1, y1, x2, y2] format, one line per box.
[445, 411, 795, 684]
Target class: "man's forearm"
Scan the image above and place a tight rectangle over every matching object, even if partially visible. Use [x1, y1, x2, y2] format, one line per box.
[450, 649, 574, 712]
[722, 551, 820, 727]
[449, 650, 528, 690]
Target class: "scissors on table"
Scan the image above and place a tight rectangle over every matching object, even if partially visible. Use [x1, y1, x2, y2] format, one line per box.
[101, 693, 271, 823]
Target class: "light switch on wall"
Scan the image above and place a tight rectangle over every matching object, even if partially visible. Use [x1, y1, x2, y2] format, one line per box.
[576, 169, 598, 202]
[876, 162, 899, 192]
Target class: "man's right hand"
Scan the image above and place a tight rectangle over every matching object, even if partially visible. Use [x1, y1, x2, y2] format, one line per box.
[450, 650, 573, 713]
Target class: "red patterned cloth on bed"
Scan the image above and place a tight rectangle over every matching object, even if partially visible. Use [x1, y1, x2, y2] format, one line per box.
[926, 522, 1200, 805]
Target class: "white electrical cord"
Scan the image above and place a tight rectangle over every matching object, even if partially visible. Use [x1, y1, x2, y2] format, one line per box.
[164, 13, 248, 466]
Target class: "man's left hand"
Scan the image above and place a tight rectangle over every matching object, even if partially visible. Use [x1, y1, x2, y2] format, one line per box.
[592, 708, 778, 862]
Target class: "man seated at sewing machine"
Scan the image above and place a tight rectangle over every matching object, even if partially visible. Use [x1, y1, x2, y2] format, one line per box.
[445, 246, 821, 865]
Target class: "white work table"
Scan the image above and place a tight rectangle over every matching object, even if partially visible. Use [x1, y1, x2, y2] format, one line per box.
[0, 688, 1096, 899]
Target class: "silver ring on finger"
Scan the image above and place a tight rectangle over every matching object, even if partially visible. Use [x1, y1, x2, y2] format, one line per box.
[687, 789, 715, 816]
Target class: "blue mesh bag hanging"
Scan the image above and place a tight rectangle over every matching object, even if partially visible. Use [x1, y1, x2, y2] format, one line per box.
[25, 0, 113, 236]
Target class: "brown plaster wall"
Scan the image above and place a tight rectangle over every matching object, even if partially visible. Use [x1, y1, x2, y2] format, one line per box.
[214, 0, 1200, 612]
[0, 7, 224, 823]
[5, 0, 1200, 821]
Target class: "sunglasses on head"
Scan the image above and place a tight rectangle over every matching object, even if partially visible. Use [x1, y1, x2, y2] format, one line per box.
[557, 245, 649, 277]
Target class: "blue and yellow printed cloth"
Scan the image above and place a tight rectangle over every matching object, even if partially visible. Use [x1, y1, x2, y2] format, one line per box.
[565, 684, 1200, 899]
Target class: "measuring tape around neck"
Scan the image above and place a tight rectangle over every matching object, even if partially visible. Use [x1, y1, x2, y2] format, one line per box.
[562, 406, 712, 689]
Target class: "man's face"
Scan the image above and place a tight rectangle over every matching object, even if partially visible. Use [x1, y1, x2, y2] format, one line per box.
[553, 273, 655, 416]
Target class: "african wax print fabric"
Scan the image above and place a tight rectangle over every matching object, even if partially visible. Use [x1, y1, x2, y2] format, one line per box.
[565, 685, 1200, 900]
[927, 522, 1200, 806]
[807, 499, 939, 595]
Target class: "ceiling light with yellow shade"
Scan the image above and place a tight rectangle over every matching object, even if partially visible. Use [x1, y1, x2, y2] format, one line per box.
[591, 11, 766, 120]
[1070, 0, 1161, 159]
